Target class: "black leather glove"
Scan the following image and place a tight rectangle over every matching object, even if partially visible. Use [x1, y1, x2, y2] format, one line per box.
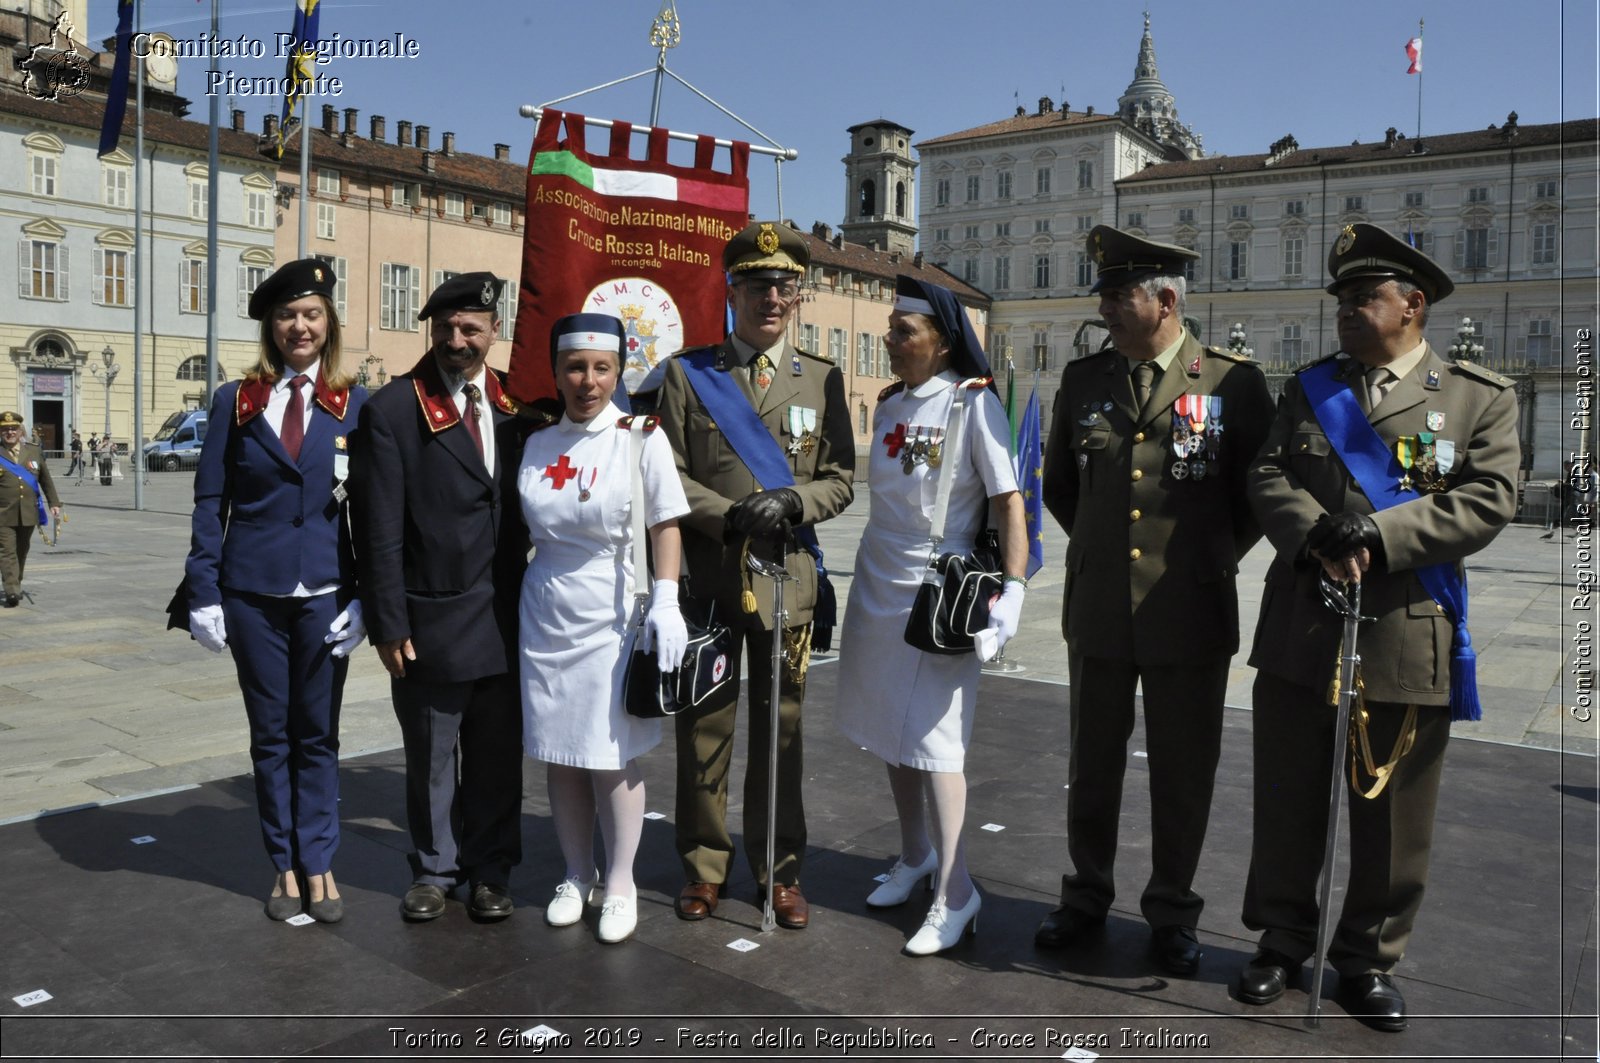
[725, 488, 802, 541]
[1305, 511, 1383, 563]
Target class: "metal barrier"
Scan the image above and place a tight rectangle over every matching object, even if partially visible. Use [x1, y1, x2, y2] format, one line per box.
[1517, 480, 1560, 527]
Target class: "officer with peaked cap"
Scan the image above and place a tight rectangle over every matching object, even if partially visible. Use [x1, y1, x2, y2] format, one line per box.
[1038, 225, 1275, 976]
[1237, 223, 1519, 1030]
[0, 410, 60, 607]
[349, 270, 532, 923]
[655, 221, 855, 929]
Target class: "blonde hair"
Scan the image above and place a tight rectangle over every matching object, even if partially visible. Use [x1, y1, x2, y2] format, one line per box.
[246, 295, 355, 389]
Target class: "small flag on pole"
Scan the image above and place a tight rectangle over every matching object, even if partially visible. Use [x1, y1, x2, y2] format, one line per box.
[1016, 382, 1045, 579]
[275, 0, 321, 159]
[97, 0, 135, 157]
[1405, 35, 1422, 74]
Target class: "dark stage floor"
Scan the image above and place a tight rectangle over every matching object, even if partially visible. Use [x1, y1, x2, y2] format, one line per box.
[1, 664, 1594, 1061]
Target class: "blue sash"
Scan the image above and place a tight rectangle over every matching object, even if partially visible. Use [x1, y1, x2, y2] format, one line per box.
[1300, 360, 1479, 721]
[0, 452, 48, 526]
[678, 348, 836, 642]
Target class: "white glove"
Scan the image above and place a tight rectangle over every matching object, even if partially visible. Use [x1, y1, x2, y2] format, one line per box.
[189, 604, 228, 654]
[325, 599, 367, 659]
[984, 581, 1026, 652]
[645, 578, 688, 672]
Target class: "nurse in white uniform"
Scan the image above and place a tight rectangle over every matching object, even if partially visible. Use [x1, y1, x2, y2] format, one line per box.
[836, 275, 1028, 955]
[518, 313, 689, 944]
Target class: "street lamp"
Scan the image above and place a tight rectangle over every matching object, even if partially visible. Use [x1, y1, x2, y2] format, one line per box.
[1227, 322, 1254, 359]
[355, 354, 387, 388]
[89, 344, 121, 437]
[1448, 316, 1484, 362]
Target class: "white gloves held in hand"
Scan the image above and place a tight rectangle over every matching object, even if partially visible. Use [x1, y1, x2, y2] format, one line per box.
[325, 599, 367, 658]
[979, 580, 1026, 661]
[644, 578, 689, 672]
[189, 604, 228, 653]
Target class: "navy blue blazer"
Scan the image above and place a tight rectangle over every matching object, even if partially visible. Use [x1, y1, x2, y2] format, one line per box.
[185, 376, 367, 608]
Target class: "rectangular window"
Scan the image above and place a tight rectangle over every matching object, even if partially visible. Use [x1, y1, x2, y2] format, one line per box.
[471, 202, 488, 221]
[22, 240, 65, 300]
[311, 254, 348, 320]
[94, 247, 128, 306]
[1467, 186, 1489, 204]
[1034, 219, 1051, 234]
[1034, 254, 1052, 289]
[1404, 191, 1425, 208]
[1534, 179, 1557, 199]
[994, 221, 1010, 238]
[1076, 214, 1094, 232]
[828, 328, 846, 365]
[965, 174, 981, 202]
[934, 179, 950, 207]
[1228, 240, 1248, 281]
[1125, 211, 1144, 229]
[180, 258, 206, 313]
[1181, 246, 1197, 283]
[497, 279, 516, 340]
[444, 192, 464, 218]
[1526, 318, 1553, 365]
[1229, 204, 1249, 221]
[1075, 252, 1093, 288]
[236, 263, 268, 318]
[996, 171, 1012, 199]
[799, 323, 819, 354]
[962, 257, 977, 284]
[934, 227, 950, 244]
[31, 154, 57, 196]
[1284, 199, 1305, 216]
[1076, 160, 1093, 189]
[994, 254, 1010, 290]
[1281, 322, 1303, 362]
[1036, 167, 1052, 196]
[856, 333, 873, 376]
[1343, 195, 1365, 213]
[103, 165, 129, 208]
[1032, 329, 1050, 371]
[187, 181, 209, 220]
[316, 203, 336, 240]
[1178, 207, 1196, 225]
[380, 263, 420, 330]
[1282, 234, 1304, 277]
[1531, 221, 1557, 265]
[1461, 227, 1496, 269]
[964, 224, 980, 240]
[317, 168, 340, 195]
[244, 189, 268, 229]
[492, 202, 512, 226]
[392, 181, 412, 208]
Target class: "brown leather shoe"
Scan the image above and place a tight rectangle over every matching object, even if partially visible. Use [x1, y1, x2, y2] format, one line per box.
[769, 884, 809, 929]
[675, 881, 722, 921]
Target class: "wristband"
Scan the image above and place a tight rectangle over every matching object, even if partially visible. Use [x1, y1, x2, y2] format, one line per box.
[1002, 574, 1028, 587]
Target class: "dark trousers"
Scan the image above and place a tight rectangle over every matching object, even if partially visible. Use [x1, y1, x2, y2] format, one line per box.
[0, 522, 31, 597]
[675, 621, 807, 887]
[1243, 670, 1450, 975]
[222, 591, 348, 875]
[392, 672, 523, 887]
[1062, 653, 1228, 928]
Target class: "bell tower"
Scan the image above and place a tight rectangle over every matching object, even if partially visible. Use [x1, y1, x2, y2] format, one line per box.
[840, 120, 917, 256]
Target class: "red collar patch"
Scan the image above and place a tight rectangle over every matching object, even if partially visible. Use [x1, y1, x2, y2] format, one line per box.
[236, 375, 351, 425]
[409, 354, 516, 434]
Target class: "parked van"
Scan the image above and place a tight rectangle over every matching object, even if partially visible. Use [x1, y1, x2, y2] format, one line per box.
[144, 409, 208, 471]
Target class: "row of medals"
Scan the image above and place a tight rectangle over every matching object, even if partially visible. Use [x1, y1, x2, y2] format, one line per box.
[900, 427, 944, 474]
[1170, 394, 1222, 481]
[1396, 431, 1453, 492]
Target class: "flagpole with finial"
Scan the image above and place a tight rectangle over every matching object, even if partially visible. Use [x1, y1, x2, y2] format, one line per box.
[648, 0, 680, 126]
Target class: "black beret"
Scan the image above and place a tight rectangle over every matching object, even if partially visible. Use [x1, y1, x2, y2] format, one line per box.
[418, 272, 505, 321]
[1326, 222, 1454, 303]
[1087, 225, 1198, 293]
[247, 258, 337, 320]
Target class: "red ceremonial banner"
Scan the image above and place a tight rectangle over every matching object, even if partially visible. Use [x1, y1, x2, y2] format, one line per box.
[505, 109, 751, 406]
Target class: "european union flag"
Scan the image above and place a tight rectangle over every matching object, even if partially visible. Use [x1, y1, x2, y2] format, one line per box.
[1016, 382, 1045, 579]
[276, 0, 322, 159]
[96, 0, 134, 157]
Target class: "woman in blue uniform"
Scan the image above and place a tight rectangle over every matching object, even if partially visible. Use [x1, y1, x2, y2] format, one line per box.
[182, 259, 368, 922]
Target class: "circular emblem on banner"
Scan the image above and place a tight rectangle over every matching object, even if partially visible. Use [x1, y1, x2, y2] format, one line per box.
[581, 277, 685, 395]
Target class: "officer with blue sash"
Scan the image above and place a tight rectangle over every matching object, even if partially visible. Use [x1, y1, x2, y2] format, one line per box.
[655, 221, 855, 930]
[1238, 223, 1519, 1030]
[0, 410, 60, 607]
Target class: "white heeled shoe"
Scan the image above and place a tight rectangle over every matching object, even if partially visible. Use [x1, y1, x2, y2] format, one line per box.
[545, 873, 601, 927]
[865, 850, 938, 908]
[596, 890, 638, 944]
[904, 891, 981, 956]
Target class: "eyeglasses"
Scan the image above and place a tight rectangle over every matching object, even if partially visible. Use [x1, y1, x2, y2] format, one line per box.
[735, 279, 801, 302]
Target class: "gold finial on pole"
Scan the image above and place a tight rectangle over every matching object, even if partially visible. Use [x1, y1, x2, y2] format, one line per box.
[649, 0, 682, 54]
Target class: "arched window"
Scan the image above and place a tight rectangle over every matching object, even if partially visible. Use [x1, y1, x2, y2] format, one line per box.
[176, 356, 226, 381]
[859, 179, 876, 217]
[895, 181, 906, 216]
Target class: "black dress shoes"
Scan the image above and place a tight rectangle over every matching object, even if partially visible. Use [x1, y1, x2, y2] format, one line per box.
[4, 594, 19, 608]
[1151, 924, 1202, 976]
[401, 882, 447, 921]
[1338, 972, 1407, 1032]
[1033, 906, 1104, 949]
[469, 882, 514, 921]
[1235, 948, 1301, 1005]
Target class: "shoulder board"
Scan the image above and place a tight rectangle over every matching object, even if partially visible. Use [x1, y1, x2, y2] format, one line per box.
[1074, 350, 1118, 367]
[616, 415, 660, 432]
[1207, 344, 1253, 364]
[957, 376, 993, 390]
[794, 348, 833, 364]
[876, 380, 906, 402]
[1294, 352, 1344, 375]
[1450, 359, 1515, 389]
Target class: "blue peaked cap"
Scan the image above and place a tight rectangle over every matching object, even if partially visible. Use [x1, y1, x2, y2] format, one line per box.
[893, 275, 992, 382]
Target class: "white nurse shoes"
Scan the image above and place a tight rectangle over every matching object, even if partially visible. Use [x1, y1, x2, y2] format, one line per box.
[865, 850, 938, 908]
[904, 890, 981, 956]
[545, 873, 601, 927]
[596, 890, 638, 944]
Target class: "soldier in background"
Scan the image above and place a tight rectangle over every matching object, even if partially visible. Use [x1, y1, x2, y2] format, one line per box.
[0, 411, 62, 607]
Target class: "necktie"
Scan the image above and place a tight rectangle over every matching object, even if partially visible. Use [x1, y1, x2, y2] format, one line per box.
[280, 374, 308, 461]
[461, 382, 485, 462]
[1131, 360, 1156, 412]
[751, 354, 773, 396]
[1366, 367, 1393, 413]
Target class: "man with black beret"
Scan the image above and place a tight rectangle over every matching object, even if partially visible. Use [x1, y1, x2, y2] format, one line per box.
[655, 221, 855, 929]
[0, 410, 61, 607]
[1038, 226, 1275, 976]
[1237, 223, 1519, 1029]
[349, 271, 531, 922]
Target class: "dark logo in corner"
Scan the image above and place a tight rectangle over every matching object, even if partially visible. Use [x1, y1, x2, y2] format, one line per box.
[20, 12, 91, 102]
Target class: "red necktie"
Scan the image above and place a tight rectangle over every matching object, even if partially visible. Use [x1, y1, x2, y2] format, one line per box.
[461, 382, 485, 462]
[280, 374, 308, 461]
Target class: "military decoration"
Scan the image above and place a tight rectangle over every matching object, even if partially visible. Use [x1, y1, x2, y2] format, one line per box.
[1172, 394, 1219, 481]
[1425, 410, 1445, 432]
[1394, 432, 1457, 493]
[787, 406, 818, 457]
[577, 467, 598, 502]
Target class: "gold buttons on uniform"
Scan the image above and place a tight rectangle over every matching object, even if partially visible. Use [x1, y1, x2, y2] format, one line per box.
[1133, 431, 1145, 443]
[1131, 469, 1143, 481]
[1129, 548, 1142, 560]
[1130, 509, 1142, 521]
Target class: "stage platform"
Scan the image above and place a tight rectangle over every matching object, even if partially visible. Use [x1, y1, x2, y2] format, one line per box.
[1, 663, 1594, 1061]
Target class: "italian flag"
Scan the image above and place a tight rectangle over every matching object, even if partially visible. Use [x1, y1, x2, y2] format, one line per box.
[532, 150, 746, 211]
[1405, 36, 1422, 74]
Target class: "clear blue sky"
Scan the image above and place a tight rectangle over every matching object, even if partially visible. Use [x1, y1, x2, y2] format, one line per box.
[129, 0, 1597, 239]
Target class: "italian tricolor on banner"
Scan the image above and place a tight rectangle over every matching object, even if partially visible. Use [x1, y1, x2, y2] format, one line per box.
[532, 150, 746, 212]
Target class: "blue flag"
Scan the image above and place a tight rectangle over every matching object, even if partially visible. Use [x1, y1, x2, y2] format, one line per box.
[276, 0, 322, 159]
[96, 0, 134, 157]
[1016, 381, 1045, 579]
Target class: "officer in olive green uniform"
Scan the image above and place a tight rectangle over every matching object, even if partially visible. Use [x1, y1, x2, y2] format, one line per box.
[1038, 227, 1275, 976]
[1236, 224, 1519, 1031]
[656, 221, 855, 930]
[0, 411, 62, 607]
